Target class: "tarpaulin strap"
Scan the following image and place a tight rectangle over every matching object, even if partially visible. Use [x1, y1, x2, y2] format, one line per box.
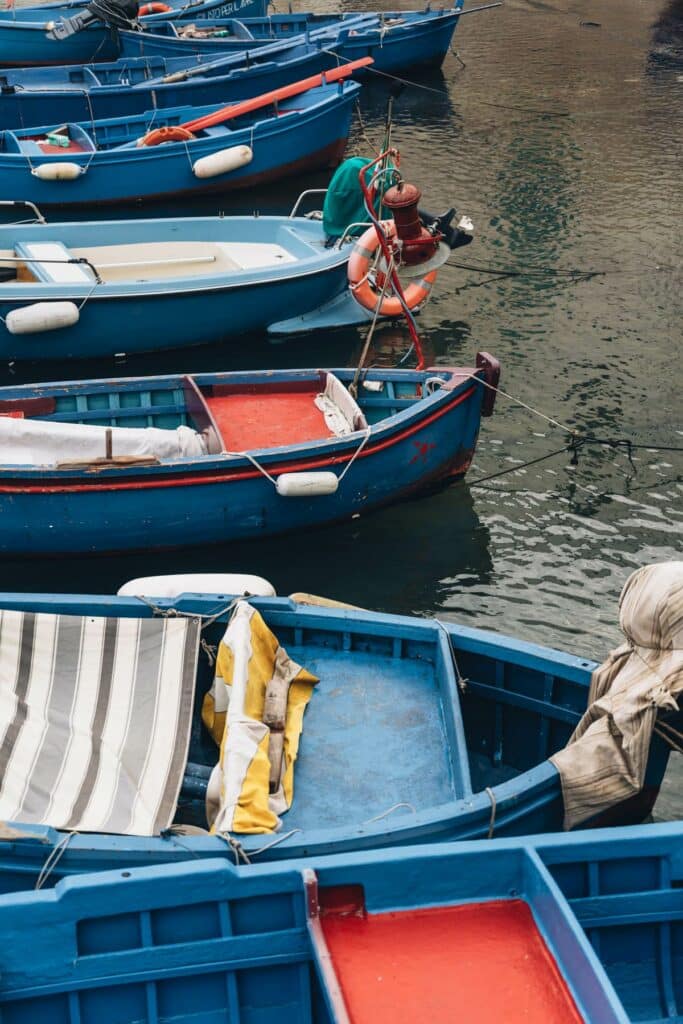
[263, 673, 291, 794]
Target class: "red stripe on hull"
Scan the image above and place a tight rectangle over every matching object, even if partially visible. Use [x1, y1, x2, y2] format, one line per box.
[0, 385, 479, 494]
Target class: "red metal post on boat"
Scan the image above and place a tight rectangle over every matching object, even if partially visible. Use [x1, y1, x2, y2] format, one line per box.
[358, 150, 426, 369]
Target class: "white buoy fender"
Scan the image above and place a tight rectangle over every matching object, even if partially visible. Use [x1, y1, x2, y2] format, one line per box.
[276, 472, 339, 497]
[31, 162, 82, 181]
[192, 145, 253, 180]
[117, 573, 276, 598]
[5, 301, 80, 336]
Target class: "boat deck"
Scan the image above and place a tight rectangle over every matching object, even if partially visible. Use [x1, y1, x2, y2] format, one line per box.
[206, 388, 334, 450]
[320, 898, 585, 1024]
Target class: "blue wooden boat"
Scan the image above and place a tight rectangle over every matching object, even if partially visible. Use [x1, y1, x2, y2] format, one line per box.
[0, 38, 352, 129]
[0, 357, 498, 552]
[0, 582, 678, 890]
[0, 822, 680, 1022]
[0, 212, 357, 360]
[119, 6, 463, 68]
[0, 0, 265, 67]
[0, 76, 360, 207]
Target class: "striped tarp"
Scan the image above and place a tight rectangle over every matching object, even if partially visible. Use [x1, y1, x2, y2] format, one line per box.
[551, 561, 683, 829]
[0, 609, 199, 836]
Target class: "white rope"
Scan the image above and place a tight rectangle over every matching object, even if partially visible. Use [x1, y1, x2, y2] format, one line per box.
[35, 830, 77, 890]
[362, 802, 416, 824]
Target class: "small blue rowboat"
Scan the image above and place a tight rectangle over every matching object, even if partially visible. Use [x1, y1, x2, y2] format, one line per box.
[0, 578, 679, 890]
[0, 358, 499, 552]
[0, 74, 360, 207]
[0, 38, 354, 129]
[120, 6, 464, 68]
[0, 0, 265, 67]
[0, 211, 354, 360]
[0, 822, 680, 1022]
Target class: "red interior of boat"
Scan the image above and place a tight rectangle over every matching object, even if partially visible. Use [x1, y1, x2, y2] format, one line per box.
[320, 898, 584, 1024]
[29, 137, 88, 154]
[205, 387, 334, 451]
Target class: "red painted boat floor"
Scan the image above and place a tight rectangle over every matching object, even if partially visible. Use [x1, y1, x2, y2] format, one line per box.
[30, 137, 88, 154]
[320, 899, 584, 1024]
[206, 390, 334, 451]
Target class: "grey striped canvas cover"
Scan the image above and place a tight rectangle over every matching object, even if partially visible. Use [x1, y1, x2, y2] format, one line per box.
[0, 610, 200, 836]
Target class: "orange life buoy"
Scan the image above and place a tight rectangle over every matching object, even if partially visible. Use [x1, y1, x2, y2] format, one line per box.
[137, 126, 196, 147]
[347, 220, 437, 317]
[138, 2, 172, 15]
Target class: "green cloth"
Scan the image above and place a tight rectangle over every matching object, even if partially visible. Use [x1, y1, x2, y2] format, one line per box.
[322, 156, 374, 241]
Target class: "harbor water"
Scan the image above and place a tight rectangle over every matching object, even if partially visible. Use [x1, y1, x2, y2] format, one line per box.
[1, 0, 681, 805]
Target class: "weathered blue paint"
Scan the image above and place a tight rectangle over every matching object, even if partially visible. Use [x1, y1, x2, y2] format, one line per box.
[0, 8, 461, 129]
[2, 821, 683, 1021]
[0, 0, 266, 68]
[0, 215, 352, 360]
[0, 81, 358, 207]
[0, 593, 675, 888]
[0, 364, 492, 552]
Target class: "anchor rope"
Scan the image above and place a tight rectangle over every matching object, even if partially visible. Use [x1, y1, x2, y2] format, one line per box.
[35, 830, 78, 890]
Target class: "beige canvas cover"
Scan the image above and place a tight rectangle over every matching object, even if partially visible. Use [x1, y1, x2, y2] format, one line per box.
[551, 561, 683, 829]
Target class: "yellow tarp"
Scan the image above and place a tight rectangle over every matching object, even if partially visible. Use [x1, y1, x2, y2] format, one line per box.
[202, 601, 318, 835]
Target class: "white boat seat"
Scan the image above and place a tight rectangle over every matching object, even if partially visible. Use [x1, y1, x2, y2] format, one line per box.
[13, 241, 95, 285]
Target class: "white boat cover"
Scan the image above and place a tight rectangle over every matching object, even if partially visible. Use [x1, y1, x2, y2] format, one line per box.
[0, 610, 200, 836]
[0, 416, 207, 467]
[551, 561, 683, 829]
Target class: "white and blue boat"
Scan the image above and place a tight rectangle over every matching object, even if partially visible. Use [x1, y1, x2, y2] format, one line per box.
[0, 75, 360, 208]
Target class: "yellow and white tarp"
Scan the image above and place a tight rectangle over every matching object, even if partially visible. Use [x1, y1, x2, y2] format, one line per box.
[202, 601, 318, 835]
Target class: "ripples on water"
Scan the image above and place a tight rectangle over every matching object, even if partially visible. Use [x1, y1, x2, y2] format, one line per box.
[1, 1, 681, 661]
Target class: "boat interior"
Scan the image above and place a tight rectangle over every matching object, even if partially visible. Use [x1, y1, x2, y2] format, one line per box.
[0, 370, 432, 467]
[1, 91, 320, 155]
[173, 598, 588, 835]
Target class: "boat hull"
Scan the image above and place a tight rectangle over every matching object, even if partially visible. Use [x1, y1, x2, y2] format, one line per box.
[0, 90, 355, 208]
[0, 377, 484, 554]
[1, 822, 680, 1022]
[0, 592, 675, 891]
[0, 0, 265, 67]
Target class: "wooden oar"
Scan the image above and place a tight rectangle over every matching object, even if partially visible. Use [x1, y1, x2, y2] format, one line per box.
[180, 56, 373, 134]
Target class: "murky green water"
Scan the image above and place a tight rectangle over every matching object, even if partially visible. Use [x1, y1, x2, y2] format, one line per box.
[2, 1, 682, 802]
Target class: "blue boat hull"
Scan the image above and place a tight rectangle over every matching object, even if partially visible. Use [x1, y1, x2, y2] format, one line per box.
[0, 44, 337, 129]
[0, 591, 674, 889]
[0, 0, 265, 67]
[0, 85, 356, 207]
[0, 822, 679, 1022]
[0, 369, 487, 553]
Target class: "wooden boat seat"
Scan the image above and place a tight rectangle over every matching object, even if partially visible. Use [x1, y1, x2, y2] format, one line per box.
[320, 898, 583, 1024]
[13, 240, 95, 284]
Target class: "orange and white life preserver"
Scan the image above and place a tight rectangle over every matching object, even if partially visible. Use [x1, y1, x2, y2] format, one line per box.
[137, 126, 196, 147]
[138, 2, 172, 14]
[347, 220, 438, 317]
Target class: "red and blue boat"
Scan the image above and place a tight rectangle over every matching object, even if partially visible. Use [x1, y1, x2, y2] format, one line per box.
[0, 821, 679, 1022]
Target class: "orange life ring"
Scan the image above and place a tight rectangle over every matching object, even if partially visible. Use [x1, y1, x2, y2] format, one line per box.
[138, 126, 196, 147]
[347, 220, 437, 317]
[138, 2, 172, 15]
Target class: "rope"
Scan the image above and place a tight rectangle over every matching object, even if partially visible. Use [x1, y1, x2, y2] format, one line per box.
[35, 831, 77, 890]
[435, 619, 469, 692]
[218, 828, 303, 863]
[135, 595, 238, 630]
[349, 251, 396, 398]
[363, 802, 416, 824]
[485, 786, 497, 839]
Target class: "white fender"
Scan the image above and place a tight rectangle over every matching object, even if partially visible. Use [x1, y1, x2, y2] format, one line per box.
[31, 162, 82, 181]
[275, 472, 339, 497]
[117, 573, 276, 598]
[192, 145, 253, 180]
[5, 301, 80, 335]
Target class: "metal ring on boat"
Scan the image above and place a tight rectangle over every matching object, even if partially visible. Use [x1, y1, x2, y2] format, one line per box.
[347, 220, 438, 317]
